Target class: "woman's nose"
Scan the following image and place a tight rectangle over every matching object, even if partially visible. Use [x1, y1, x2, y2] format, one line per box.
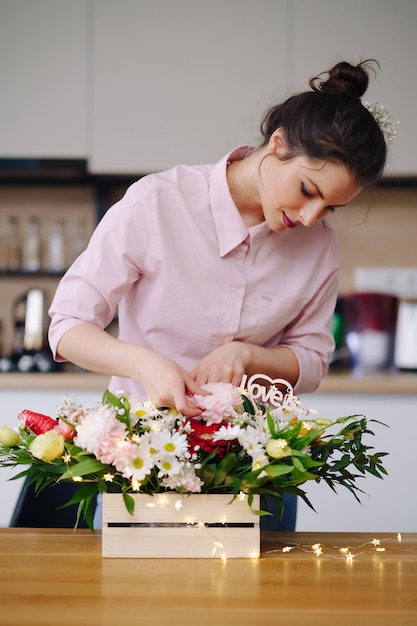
[299, 202, 325, 227]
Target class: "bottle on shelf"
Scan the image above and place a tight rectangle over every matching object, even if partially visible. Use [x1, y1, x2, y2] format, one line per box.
[47, 220, 66, 273]
[5, 215, 21, 271]
[71, 217, 87, 264]
[22, 216, 41, 272]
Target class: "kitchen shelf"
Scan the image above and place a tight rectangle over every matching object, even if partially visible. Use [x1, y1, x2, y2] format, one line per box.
[0, 370, 415, 394]
[0, 271, 65, 278]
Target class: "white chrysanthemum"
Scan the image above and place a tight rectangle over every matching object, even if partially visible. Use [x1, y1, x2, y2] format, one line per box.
[122, 442, 154, 481]
[212, 424, 242, 442]
[251, 451, 269, 472]
[239, 434, 265, 461]
[151, 429, 189, 458]
[156, 455, 182, 477]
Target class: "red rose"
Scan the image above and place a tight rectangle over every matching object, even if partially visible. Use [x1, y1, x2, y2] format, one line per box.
[18, 409, 57, 435]
[187, 419, 232, 458]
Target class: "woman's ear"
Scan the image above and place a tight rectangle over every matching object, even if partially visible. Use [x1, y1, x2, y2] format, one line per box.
[268, 127, 288, 155]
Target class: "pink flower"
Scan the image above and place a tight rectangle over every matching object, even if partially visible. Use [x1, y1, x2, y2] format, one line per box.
[192, 382, 243, 426]
[74, 406, 127, 461]
[54, 420, 76, 441]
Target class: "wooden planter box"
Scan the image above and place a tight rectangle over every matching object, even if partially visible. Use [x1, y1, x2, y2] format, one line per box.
[102, 492, 260, 559]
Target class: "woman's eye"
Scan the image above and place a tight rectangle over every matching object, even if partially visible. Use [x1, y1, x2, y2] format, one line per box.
[301, 183, 313, 198]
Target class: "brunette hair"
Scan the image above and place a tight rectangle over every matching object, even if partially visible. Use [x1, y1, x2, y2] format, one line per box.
[260, 60, 387, 186]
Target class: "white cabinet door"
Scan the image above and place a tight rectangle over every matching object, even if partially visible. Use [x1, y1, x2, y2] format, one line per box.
[296, 393, 417, 532]
[0, 0, 87, 159]
[290, 0, 417, 176]
[89, 0, 289, 174]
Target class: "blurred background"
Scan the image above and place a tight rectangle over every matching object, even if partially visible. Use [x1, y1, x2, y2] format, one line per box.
[0, 0, 416, 531]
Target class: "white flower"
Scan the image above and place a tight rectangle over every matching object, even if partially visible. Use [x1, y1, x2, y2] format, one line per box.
[151, 429, 189, 458]
[123, 442, 154, 481]
[156, 455, 182, 477]
[212, 424, 242, 441]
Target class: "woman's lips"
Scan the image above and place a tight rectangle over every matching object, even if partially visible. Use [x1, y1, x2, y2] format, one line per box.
[282, 212, 297, 229]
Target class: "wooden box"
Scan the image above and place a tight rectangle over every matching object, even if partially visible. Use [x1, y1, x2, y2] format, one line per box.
[102, 492, 260, 559]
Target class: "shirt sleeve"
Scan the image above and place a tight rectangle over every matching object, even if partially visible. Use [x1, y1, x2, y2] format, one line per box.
[280, 265, 338, 395]
[48, 181, 153, 361]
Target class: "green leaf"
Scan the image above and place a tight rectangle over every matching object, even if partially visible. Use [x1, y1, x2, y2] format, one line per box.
[264, 463, 293, 478]
[60, 457, 106, 479]
[123, 492, 135, 516]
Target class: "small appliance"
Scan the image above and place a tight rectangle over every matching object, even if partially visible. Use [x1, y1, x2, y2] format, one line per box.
[394, 299, 417, 371]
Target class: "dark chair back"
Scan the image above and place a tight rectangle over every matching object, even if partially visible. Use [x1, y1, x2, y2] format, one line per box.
[10, 476, 96, 529]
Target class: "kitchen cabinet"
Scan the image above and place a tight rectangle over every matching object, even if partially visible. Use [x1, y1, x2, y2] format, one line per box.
[89, 0, 289, 173]
[296, 392, 417, 533]
[1, 1, 416, 176]
[290, 0, 417, 176]
[0, 0, 87, 159]
[89, 0, 416, 175]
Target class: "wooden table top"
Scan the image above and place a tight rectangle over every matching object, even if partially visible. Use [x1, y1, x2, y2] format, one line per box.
[0, 528, 416, 626]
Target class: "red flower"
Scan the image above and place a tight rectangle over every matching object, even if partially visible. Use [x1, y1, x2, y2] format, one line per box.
[188, 419, 232, 458]
[18, 410, 57, 435]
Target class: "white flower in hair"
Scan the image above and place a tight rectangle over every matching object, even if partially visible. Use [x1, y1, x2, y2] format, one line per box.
[363, 101, 399, 144]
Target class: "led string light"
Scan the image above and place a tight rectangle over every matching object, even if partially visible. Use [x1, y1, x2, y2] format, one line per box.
[264, 534, 403, 562]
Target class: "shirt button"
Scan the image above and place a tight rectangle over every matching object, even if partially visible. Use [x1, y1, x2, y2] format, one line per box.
[236, 251, 244, 260]
[232, 291, 241, 300]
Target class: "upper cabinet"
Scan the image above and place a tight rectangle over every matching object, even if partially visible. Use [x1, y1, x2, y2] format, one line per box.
[88, 0, 289, 174]
[289, 0, 417, 177]
[0, 0, 87, 159]
[1, 0, 416, 176]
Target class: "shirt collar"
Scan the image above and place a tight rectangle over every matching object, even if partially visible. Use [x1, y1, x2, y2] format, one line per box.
[209, 146, 255, 257]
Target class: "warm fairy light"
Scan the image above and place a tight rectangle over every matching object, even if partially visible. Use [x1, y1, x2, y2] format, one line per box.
[146, 502, 156, 508]
[157, 494, 169, 507]
[220, 515, 228, 524]
[185, 516, 195, 525]
[174, 499, 183, 510]
[238, 492, 246, 501]
[103, 473, 114, 482]
[267, 535, 400, 561]
[62, 452, 71, 463]
[72, 476, 83, 482]
[250, 551, 260, 560]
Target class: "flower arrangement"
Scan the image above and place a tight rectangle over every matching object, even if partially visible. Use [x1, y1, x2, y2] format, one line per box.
[0, 376, 388, 531]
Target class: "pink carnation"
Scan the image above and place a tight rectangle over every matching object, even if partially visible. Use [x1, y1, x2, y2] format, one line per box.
[192, 382, 243, 426]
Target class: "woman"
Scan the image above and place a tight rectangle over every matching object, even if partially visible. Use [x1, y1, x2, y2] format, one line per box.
[48, 60, 389, 528]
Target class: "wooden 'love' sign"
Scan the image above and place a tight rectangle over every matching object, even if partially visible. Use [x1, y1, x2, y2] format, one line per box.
[239, 374, 297, 410]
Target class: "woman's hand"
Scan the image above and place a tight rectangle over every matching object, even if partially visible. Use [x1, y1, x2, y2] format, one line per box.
[136, 351, 206, 417]
[56, 323, 206, 417]
[189, 341, 300, 389]
[189, 341, 252, 387]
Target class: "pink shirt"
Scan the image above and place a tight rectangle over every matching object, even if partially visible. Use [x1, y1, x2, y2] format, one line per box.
[48, 146, 339, 396]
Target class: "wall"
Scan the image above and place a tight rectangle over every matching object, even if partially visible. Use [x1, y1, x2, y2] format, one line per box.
[330, 185, 417, 294]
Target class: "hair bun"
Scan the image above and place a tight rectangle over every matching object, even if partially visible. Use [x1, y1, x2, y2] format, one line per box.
[309, 59, 378, 99]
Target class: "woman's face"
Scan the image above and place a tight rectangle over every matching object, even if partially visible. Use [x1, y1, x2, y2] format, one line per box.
[258, 129, 362, 232]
